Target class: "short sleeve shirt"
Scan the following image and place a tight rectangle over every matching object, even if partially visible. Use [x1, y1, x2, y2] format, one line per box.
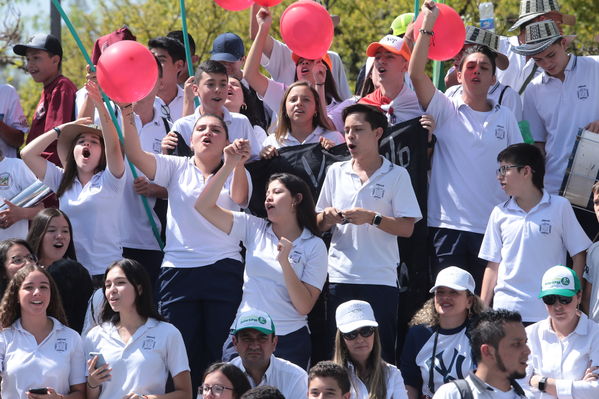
[0, 84, 28, 158]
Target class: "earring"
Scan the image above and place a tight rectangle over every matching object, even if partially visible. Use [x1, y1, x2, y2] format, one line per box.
[240, 103, 247, 111]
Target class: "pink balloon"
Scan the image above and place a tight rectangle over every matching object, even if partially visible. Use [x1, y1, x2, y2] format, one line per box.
[280, 1, 334, 60]
[96, 41, 158, 103]
[213, 0, 253, 11]
[414, 3, 465, 61]
[254, 0, 283, 6]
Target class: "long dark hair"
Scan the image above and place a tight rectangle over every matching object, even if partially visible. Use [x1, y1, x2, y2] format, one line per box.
[100, 259, 165, 324]
[56, 132, 106, 198]
[27, 208, 77, 263]
[0, 264, 68, 328]
[266, 173, 320, 237]
[203, 362, 251, 399]
[229, 76, 263, 128]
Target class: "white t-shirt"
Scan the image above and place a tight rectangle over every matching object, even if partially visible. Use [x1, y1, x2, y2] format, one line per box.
[0, 317, 86, 398]
[525, 314, 599, 399]
[523, 55, 599, 194]
[120, 100, 170, 250]
[43, 162, 126, 276]
[170, 107, 265, 161]
[426, 90, 523, 234]
[263, 126, 344, 150]
[316, 157, 422, 286]
[0, 157, 38, 240]
[83, 318, 190, 398]
[584, 242, 599, 323]
[346, 361, 408, 399]
[230, 354, 308, 399]
[230, 212, 328, 335]
[445, 82, 523, 122]
[152, 154, 251, 268]
[479, 192, 591, 322]
[496, 36, 542, 95]
[0, 84, 28, 158]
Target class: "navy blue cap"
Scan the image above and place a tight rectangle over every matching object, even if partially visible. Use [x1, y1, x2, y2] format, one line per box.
[210, 33, 244, 62]
[13, 33, 63, 58]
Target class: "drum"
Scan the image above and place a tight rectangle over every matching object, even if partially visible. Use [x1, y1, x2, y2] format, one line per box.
[560, 128, 599, 213]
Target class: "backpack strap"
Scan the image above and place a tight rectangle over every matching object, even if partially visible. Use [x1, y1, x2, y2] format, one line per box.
[451, 380, 474, 399]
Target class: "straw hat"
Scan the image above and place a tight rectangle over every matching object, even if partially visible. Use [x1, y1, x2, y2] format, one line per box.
[56, 120, 102, 166]
[508, 0, 575, 32]
[464, 26, 509, 70]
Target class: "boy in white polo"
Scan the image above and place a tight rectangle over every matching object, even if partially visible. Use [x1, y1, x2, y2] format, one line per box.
[479, 143, 590, 323]
[316, 104, 422, 363]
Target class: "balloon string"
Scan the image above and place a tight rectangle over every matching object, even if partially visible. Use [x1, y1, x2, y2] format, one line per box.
[50, 0, 165, 250]
[179, 0, 199, 108]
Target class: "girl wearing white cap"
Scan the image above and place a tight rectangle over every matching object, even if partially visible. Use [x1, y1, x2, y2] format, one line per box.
[333, 300, 408, 399]
[525, 265, 599, 398]
[399, 267, 484, 399]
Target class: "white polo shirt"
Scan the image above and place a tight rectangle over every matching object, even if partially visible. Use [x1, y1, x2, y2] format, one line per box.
[433, 372, 524, 399]
[426, 90, 522, 234]
[445, 82, 523, 121]
[525, 314, 599, 399]
[346, 361, 408, 399]
[230, 212, 328, 335]
[120, 100, 170, 250]
[583, 242, 599, 323]
[496, 36, 542, 95]
[0, 317, 86, 398]
[316, 157, 422, 286]
[230, 354, 308, 399]
[152, 154, 251, 268]
[44, 162, 126, 276]
[83, 318, 190, 398]
[161, 85, 184, 122]
[262, 126, 344, 150]
[523, 55, 599, 194]
[171, 106, 265, 161]
[0, 84, 28, 158]
[479, 192, 591, 322]
[0, 157, 38, 240]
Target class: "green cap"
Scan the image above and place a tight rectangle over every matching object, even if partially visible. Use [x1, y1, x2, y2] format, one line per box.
[538, 265, 581, 298]
[390, 13, 414, 36]
[231, 310, 275, 335]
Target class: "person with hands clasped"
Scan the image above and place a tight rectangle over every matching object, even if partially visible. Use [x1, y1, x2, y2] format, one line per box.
[20, 80, 125, 284]
[84, 259, 191, 399]
[316, 103, 422, 364]
[0, 264, 86, 399]
[195, 139, 328, 369]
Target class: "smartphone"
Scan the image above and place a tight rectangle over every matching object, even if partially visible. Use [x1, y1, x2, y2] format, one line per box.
[28, 388, 48, 394]
[89, 352, 106, 368]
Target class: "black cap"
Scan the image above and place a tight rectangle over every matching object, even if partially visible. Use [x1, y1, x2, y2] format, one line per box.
[13, 33, 63, 58]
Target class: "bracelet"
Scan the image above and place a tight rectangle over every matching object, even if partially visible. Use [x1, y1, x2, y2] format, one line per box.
[53, 127, 61, 138]
[419, 28, 434, 36]
[87, 381, 100, 389]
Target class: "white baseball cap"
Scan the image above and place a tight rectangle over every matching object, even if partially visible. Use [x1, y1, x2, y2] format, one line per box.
[335, 300, 379, 333]
[430, 266, 476, 293]
[539, 265, 581, 298]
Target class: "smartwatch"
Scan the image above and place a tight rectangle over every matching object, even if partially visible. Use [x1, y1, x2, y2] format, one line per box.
[372, 213, 383, 227]
[538, 376, 548, 392]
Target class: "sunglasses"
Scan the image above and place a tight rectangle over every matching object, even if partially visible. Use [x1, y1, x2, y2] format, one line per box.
[342, 326, 375, 340]
[542, 295, 574, 306]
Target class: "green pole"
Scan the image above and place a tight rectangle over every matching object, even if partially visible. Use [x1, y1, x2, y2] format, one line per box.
[50, 0, 165, 249]
[179, 0, 200, 108]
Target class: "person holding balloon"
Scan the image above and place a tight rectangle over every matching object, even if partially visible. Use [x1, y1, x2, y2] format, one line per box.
[408, 0, 522, 291]
[21, 79, 126, 285]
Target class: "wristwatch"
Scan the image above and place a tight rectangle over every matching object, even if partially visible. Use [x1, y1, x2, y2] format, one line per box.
[538, 376, 548, 392]
[372, 213, 383, 227]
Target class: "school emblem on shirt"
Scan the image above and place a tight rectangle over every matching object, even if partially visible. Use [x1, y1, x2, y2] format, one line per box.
[0, 173, 10, 189]
[495, 125, 506, 140]
[54, 338, 67, 352]
[289, 250, 302, 264]
[142, 336, 156, 350]
[539, 220, 552, 235]
[577, 85, 589, 100]
[153, 139, 162, 154]
[371, 184, 385, 199]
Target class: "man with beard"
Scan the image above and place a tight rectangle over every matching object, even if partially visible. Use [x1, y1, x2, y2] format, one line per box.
[432, 309, 530, 398]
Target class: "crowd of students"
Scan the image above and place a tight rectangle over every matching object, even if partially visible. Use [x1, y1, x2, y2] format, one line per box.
[0, 0, 598, 397]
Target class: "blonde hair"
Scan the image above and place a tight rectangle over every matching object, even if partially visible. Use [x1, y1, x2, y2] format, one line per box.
[409, 292, 486, 327]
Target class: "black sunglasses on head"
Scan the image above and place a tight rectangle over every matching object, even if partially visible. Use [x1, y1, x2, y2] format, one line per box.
[342, 326, 375, 340]
[542, 295, 574, 306]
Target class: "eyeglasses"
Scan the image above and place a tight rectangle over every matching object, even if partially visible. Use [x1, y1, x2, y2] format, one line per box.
[496, 165, 524, 176]
[342, 326, 376, 340]
[10, 254, 37, 266]
[200, 384, 234, 397]
[542, 295, 574, 306]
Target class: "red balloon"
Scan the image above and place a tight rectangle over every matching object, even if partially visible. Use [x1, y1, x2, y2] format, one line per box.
[254, 0, 283, 6]
[213, 0, 253, 11]
[280, 1, 334, 60]
[414, 3, 465, 61]
[96, 41, 158, 103]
